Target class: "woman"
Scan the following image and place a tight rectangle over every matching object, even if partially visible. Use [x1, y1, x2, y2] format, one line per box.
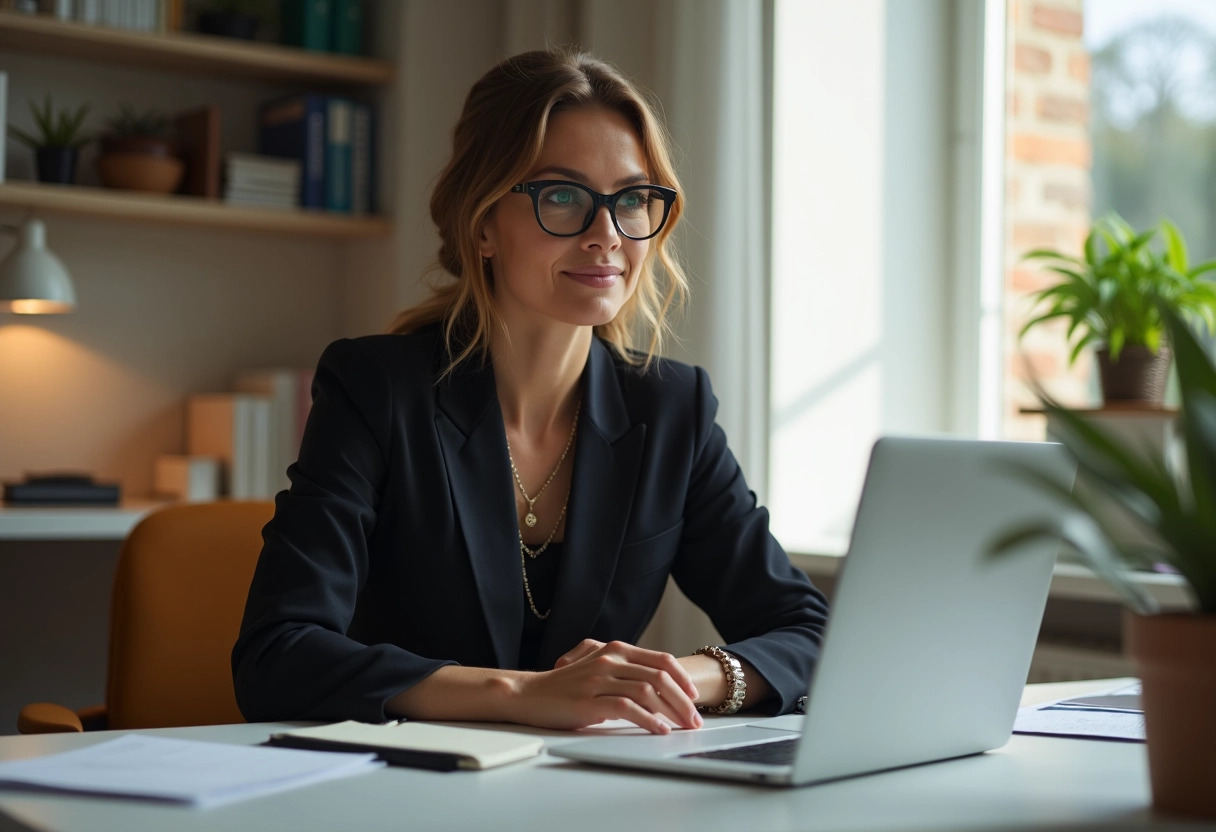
[232, 49, 829, 735]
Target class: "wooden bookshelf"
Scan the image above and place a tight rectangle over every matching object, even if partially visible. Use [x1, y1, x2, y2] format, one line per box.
[0, 181, 392, 239]
[0, 10, 394, 87]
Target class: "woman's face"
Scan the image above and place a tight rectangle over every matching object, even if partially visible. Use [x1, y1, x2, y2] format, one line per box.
[480, 106, 652, 332]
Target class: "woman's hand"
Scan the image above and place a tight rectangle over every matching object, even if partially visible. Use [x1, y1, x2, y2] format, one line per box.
[510, 640, 703, 734]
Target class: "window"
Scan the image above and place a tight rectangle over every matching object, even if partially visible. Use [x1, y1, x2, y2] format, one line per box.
[768, 0, 999, 553]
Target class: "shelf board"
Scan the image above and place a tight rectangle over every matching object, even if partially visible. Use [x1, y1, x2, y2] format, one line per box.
[0, 10, 394, 87]
[0, 181, 391, 239]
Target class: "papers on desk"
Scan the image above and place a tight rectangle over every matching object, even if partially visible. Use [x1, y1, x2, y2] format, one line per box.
[0, 734, 383, 809]
[1014, 682, 1145, 742]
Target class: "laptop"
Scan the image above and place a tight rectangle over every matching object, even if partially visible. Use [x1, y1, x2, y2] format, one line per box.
[549, 436, 1075, 786]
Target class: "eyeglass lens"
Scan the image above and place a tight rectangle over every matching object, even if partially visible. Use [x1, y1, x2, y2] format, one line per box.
[535, 183, 667, 238]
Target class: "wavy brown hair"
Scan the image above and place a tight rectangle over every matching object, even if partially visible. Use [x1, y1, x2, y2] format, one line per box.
[389, 48, 688, 374]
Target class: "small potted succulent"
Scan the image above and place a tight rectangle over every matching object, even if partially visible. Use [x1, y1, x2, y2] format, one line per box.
[993, 306, 1216, 819]
[1020, 214, 1216, 406]
[97, 105, 184, 194]
[6, 95, 91, 185]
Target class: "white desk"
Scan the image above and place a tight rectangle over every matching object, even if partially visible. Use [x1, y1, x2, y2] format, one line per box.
[0, 681, 1206, 832]
[0, 501, 166, 541]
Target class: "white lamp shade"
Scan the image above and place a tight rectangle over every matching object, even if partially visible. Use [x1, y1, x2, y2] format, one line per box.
[0, 219, 77, 314]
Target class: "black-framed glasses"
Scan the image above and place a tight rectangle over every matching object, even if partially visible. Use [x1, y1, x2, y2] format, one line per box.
[510, 180, 678, 240]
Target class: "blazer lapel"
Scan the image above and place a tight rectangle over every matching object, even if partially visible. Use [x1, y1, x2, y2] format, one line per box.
[434, 357, 522, 670]
[539, 339, 646, 668]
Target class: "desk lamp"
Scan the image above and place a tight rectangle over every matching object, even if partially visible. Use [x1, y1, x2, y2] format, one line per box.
[0, 218, 77, 314]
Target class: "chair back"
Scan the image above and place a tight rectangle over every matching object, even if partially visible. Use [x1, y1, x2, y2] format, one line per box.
[106, 501, 274, 729]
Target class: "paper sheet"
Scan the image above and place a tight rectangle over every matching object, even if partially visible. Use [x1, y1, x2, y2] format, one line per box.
[1014, 683, 1146, 742]
[0, 734, 383, 809]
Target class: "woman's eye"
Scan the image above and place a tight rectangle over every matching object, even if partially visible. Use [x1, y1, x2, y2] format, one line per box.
[542, 187, 582, 206]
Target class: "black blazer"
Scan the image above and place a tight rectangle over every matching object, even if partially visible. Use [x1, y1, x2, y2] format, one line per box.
[232, 325, 829, 723]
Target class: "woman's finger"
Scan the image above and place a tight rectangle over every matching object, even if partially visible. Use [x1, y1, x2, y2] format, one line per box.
[593, 695, 673, 735]
[599, 664, 701, 729]
[602, 641, 700, 701]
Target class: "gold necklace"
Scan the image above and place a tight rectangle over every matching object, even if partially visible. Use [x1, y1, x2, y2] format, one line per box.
[506, 400, 581, 528]
[520, 465, 572, 620]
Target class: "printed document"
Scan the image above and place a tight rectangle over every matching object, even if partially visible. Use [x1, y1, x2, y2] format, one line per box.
[0, 734, 383, 809]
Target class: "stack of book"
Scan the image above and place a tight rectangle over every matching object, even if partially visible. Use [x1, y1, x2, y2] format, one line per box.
[223, 153, 301, 210]
[32, 0, 185, 32]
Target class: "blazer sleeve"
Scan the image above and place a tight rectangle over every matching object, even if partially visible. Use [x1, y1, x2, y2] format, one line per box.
[670, 367, 830, 715]
[231, 338, 455, 723]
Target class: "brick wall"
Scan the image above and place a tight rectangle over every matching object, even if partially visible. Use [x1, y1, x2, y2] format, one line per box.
[1004, 0, 1093, 439]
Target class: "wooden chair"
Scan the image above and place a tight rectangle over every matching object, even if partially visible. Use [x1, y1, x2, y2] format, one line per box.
[17, 501, 274, 733]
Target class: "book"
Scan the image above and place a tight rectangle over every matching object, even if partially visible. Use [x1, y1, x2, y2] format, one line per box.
[174, 105, 222, 199]
[351, 101, 373, 215]
[325, 98, 352, 213]
[3, 474, 120, 505]
[330, 0, 361, 54]
[259, 94, 327, 209]
[233, 369, 310, 492]
[266, 721, 545, 771]
[153, 454, 221, 501]
[281, 0, 332, 52]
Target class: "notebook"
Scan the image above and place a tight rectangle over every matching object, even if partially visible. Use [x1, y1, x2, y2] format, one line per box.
[549, 436, 1075, 786]
[267, 721, 544, 771]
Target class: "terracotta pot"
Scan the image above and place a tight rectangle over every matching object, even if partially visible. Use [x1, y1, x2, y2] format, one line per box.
[1097, 345, 1171, 405]
[97, 153, 185, 194]
[100, 135, 177, 158]
[1124, 611, 1216, 819]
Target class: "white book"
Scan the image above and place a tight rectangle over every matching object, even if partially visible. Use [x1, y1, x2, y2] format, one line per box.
[153, 454, 221, 501]
[247, 396, 272, 499]
[234, 369, 302, 493]
[226, 152, 302, 175]
[75, 0, 99, 22]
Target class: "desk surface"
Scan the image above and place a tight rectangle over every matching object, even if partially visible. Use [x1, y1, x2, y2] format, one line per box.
[0, 681, 1206, 832]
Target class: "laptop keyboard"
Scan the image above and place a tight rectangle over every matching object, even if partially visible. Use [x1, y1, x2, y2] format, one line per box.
[682, 738, 799, 766]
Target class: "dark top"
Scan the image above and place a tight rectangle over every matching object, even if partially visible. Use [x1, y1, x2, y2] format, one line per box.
[519, 541, 560, 672]
[231, 325, 830, 723]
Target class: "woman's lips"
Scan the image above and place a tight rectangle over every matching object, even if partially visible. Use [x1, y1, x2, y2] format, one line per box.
[564, 266, 623, 288]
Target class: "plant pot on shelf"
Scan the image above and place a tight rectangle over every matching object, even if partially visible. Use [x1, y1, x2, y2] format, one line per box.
[97, 135, 184, 194]
[34, 146, 79, 185]
[1124, 612, 1216, 820]
[1097, 345, 1172, 406]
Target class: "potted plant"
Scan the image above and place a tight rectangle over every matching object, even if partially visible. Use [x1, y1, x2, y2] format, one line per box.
[993, 306, 1216, 819]
[97, 105, 184, 194]
[1020, 214, 1216, 406]
[6, 95, 91, 185]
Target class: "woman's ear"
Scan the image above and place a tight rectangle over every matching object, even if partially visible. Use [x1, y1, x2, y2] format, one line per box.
[478, 210, 497, 259]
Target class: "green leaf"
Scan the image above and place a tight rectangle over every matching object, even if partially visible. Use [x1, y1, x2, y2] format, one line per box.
[1161, 219, 1189, 273]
